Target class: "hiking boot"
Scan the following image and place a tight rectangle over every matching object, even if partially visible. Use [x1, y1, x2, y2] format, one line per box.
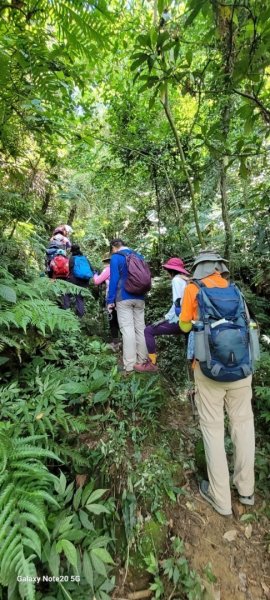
[108, 341, 121, 352]
[117, 365, 133, 376]
[122, 370, 134, 377]
[239, 494, 254, 506]
[134, 360, 159, 373]
[199, 480, 232, 517]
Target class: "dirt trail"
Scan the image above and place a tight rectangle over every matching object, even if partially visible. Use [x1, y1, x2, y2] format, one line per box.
[164, 395, 270, 600]
[112, 373, 269, 600]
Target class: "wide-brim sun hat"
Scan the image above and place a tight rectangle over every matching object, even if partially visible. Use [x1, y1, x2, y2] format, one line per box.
[192, 251, 229, 267]
[162, 257, 190, 275]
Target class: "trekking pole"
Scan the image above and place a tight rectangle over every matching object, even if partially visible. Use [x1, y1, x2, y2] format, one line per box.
[100, 294, 106, 338]
[186, 361, 197, 421]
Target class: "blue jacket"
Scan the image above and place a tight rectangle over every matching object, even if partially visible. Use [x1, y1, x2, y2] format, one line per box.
[107, 249, 145, 304]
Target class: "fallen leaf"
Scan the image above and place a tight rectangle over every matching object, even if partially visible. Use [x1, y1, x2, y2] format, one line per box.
[35, 412, 44, 420]
[223, 529, 238, 542]
[233, 501, 246, 519]
[75, 474, 87, 488]
[245, 523, 252, 539]
[186, 501, 196, 511]
[261, 581, 270, 599]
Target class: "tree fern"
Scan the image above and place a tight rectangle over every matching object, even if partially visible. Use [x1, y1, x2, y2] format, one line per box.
[0, 283, 16, 303]
[0, 269, 81, 363]
[0, 429, 61, 593]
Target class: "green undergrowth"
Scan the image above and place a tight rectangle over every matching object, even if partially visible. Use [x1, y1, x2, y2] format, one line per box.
[0, 266, 192, 599]
[0, 265, 269, 599]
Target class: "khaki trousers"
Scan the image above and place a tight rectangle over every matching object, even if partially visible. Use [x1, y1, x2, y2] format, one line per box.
[194, 364, 255, 512]
[116, 299, 148, 372]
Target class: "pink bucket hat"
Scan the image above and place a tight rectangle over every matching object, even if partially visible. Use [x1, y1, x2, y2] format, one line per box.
[162, 257, 190, 275]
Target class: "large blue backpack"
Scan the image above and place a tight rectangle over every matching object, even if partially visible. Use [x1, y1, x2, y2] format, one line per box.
[193, 280, 254, 382]
[73, 255, 93, 280]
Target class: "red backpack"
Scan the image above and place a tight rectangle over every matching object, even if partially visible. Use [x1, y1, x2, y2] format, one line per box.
[50, 255, 69, 279]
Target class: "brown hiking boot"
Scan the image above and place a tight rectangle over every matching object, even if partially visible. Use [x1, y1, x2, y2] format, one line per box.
[134, 360, 158, 373]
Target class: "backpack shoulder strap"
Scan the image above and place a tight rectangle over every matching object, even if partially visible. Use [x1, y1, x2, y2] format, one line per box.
[232, 283, 251, 322]
[190, 278, 206, 289]
[116, 249, 135, 257]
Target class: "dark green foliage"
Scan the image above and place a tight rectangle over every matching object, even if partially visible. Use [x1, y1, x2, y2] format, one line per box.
[0, 1, 270, 597]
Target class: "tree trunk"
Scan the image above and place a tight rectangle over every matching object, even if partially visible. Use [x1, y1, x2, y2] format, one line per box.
[8, 221, 17, 239]
[161, 86, 204, 248]
[220, 159, 232, 261]
[214, 2, 236, 266]
[41, 190, 51, 214]
[151, 163, 162, 264]
[67, 205, 77, 226]
[163, 167, 195, 255]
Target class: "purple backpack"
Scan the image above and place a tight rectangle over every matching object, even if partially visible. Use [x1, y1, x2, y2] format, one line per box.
[118, 251, 152, 295]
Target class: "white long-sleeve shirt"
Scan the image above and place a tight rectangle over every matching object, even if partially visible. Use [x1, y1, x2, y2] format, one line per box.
[165, 275, 188, 324]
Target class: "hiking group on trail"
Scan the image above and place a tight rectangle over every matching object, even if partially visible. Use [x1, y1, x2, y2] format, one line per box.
[45, 229, 260, 519]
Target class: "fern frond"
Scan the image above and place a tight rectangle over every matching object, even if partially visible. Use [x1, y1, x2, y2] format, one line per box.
[17, 499, 46, 523]
[17, 552, 36, 600]
[0, 523, 20, 561]
[0, 282, 16, 303]
[0, 333, 21, 348]
[0, 500, 17, 535]
[11, 446, 61, 463]
[21, 527, 41, 559]
[27, 490, 60, 508]
[10, 463, 54, 482]
[0, 540, 22, 586]
[0, 482, 15, 509]
[18, 512, 50, 539]
[14, 435, 47, 445]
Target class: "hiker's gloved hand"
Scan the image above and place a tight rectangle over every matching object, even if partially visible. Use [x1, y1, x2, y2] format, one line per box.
[179, 319, 192, 333]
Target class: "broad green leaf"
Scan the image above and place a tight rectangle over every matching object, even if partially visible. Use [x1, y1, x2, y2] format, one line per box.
[86, 503, 110, 515]
[83, 551, 94, 588]
[90, 550, 107, 577]
[73, 486, 82, 511]
[87, 489, 107, 504]
[48, 542, 60, 577]
[93, 389, 110, 403]
[79, 509, 94, 530]
[91, 547, 114, 565]
[131, 57, 148, 72]
[158, 0, 165, 16]
[56, 539, 78, 569]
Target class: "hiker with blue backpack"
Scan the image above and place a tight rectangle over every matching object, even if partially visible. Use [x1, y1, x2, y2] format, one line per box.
[180, 250, 260, 517]
[107, 239, 151, 374]
[62, 244, 93, 317]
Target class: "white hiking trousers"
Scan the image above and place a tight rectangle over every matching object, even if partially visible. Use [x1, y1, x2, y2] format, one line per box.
[116, 299, 148, 372]
[194, 363, 255, 513]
